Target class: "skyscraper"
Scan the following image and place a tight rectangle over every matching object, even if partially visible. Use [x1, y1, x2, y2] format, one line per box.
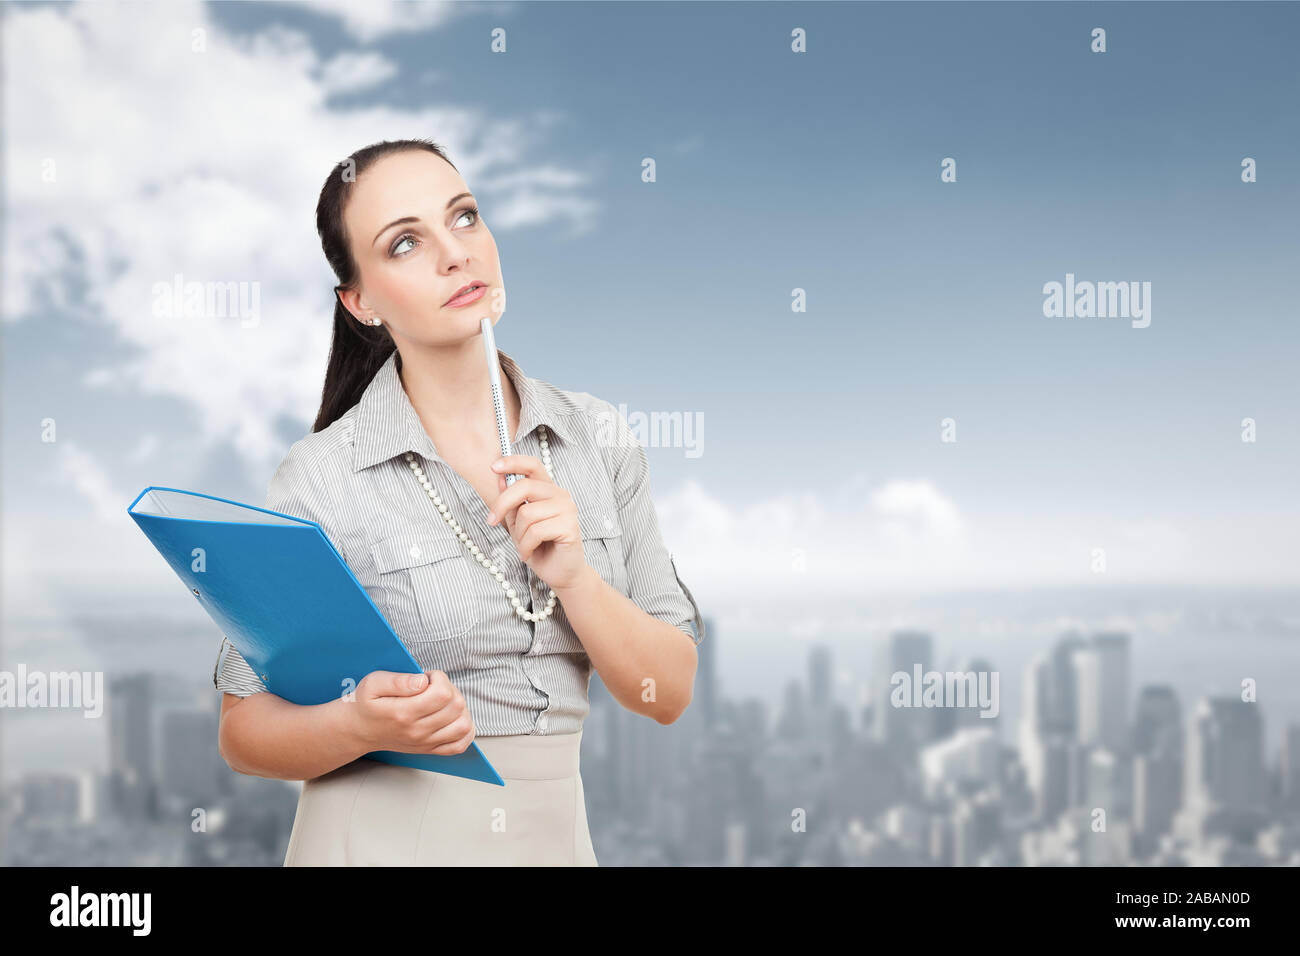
[1184, 696, 1265, 815]
[807, 643, 835, 746]
[1132, 684, 1182, 852]
[1045, 631, 1086, 737]
[1072, 632, 1130, 755]
[108, 673, 156, 820]
[1019, 632, 1086, 822]
[874, 629, 934, 754]
[1083, 747, 1132, 824]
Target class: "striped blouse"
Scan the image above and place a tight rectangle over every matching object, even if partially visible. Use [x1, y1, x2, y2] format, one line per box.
[213, 347, 705, 736]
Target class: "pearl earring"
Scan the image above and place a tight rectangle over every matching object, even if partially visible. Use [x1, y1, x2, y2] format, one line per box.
[370, 317, 382, 326]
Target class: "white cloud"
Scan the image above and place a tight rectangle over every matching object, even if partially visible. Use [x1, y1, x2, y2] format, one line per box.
[292, 0, 468, 43]
[871, 478, 966, 542]
[653, 469, 1300, 591]
[55, 440, 126, 525]
[3, 0, 591, 487]
[318, 49, 399, 94]
[656, 475, 979, 589]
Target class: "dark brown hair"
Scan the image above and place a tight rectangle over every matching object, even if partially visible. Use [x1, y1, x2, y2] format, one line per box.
[311, 138, 458, 433]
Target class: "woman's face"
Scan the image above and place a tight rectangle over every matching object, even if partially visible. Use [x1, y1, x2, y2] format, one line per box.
[340, 149, 505, 343]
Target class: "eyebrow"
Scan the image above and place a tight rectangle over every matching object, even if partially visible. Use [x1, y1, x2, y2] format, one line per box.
[372, 192, 475, 247]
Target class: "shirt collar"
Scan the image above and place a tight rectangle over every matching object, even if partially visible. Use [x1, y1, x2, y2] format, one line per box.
[352, 347, 575, 473]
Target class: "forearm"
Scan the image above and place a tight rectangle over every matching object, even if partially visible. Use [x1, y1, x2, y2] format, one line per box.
[554, 564, 697, 724]
[219, 693, 371, 781]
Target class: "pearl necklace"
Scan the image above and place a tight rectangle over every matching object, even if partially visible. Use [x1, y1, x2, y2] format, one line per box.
[403, 425, 558, 624]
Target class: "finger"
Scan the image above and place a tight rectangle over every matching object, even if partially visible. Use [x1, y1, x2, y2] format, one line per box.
[517, 515, 577, 563]
[366, 670, 430, 699]
[490, 454, 549, 490]
[490, 454, 545, 480]
[417, 708, 475, 750]
[397, 673, 457, 717]
[429, 728, 476, 755]
[410, 698, 469, 740]
[427, 716, 476, 754]
[487, 477, 556, 526]
[507, 486, 572, 538]
[509, 501, 564, 553]
[504, 492, 561, 537]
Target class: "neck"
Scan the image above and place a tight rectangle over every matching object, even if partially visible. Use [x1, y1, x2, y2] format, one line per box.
[396, 338, 521, 449]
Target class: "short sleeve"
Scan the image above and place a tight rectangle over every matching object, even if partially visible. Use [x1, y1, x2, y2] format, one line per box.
[668, 555, 706, 646]
[211, 440, 344, 696]
[601, 403, 705, 647]
[213, 635, 267, 697]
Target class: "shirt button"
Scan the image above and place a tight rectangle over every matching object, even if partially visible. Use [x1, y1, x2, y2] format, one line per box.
[537, 714, 549, 732]
[409, 545, 421, 559]
[603, 515, 614, 531]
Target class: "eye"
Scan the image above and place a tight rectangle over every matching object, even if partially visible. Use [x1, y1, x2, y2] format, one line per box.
[388, 206, 479, 258]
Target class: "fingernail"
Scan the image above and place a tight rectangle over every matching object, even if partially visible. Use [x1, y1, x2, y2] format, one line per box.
[487, 512, 496, 524]
[409, 674, 425, 690]
[491, 459, 504, 470]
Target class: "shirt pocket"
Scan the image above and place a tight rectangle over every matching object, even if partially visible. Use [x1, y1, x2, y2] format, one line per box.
[370, 531, 479, 676]
[579, 507, 628, 597]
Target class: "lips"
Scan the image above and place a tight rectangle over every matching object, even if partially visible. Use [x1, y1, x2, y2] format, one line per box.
[445, 282, 485, 306]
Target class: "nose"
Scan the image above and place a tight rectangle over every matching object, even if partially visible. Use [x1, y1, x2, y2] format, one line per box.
[436, 237, 472, 274]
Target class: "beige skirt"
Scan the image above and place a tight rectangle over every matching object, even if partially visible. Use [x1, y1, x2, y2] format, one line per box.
[282, 730, 598, 866]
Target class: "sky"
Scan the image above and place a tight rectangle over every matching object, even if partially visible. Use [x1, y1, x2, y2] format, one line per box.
[3, 0, 1299, 626]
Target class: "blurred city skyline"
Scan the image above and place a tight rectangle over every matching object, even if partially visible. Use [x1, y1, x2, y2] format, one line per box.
[5, 582, 1299, 776]
[6, 600, 1299, 865]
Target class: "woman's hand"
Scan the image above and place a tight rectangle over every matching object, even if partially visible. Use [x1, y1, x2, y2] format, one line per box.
[348, 670, 476, 756]
[487, 454, 587, 592]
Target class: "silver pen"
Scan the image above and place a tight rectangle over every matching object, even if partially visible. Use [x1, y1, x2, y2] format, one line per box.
[480, 316, 522, 486]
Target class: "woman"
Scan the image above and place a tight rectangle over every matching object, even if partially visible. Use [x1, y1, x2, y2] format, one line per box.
[212, 138, 705, 866]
